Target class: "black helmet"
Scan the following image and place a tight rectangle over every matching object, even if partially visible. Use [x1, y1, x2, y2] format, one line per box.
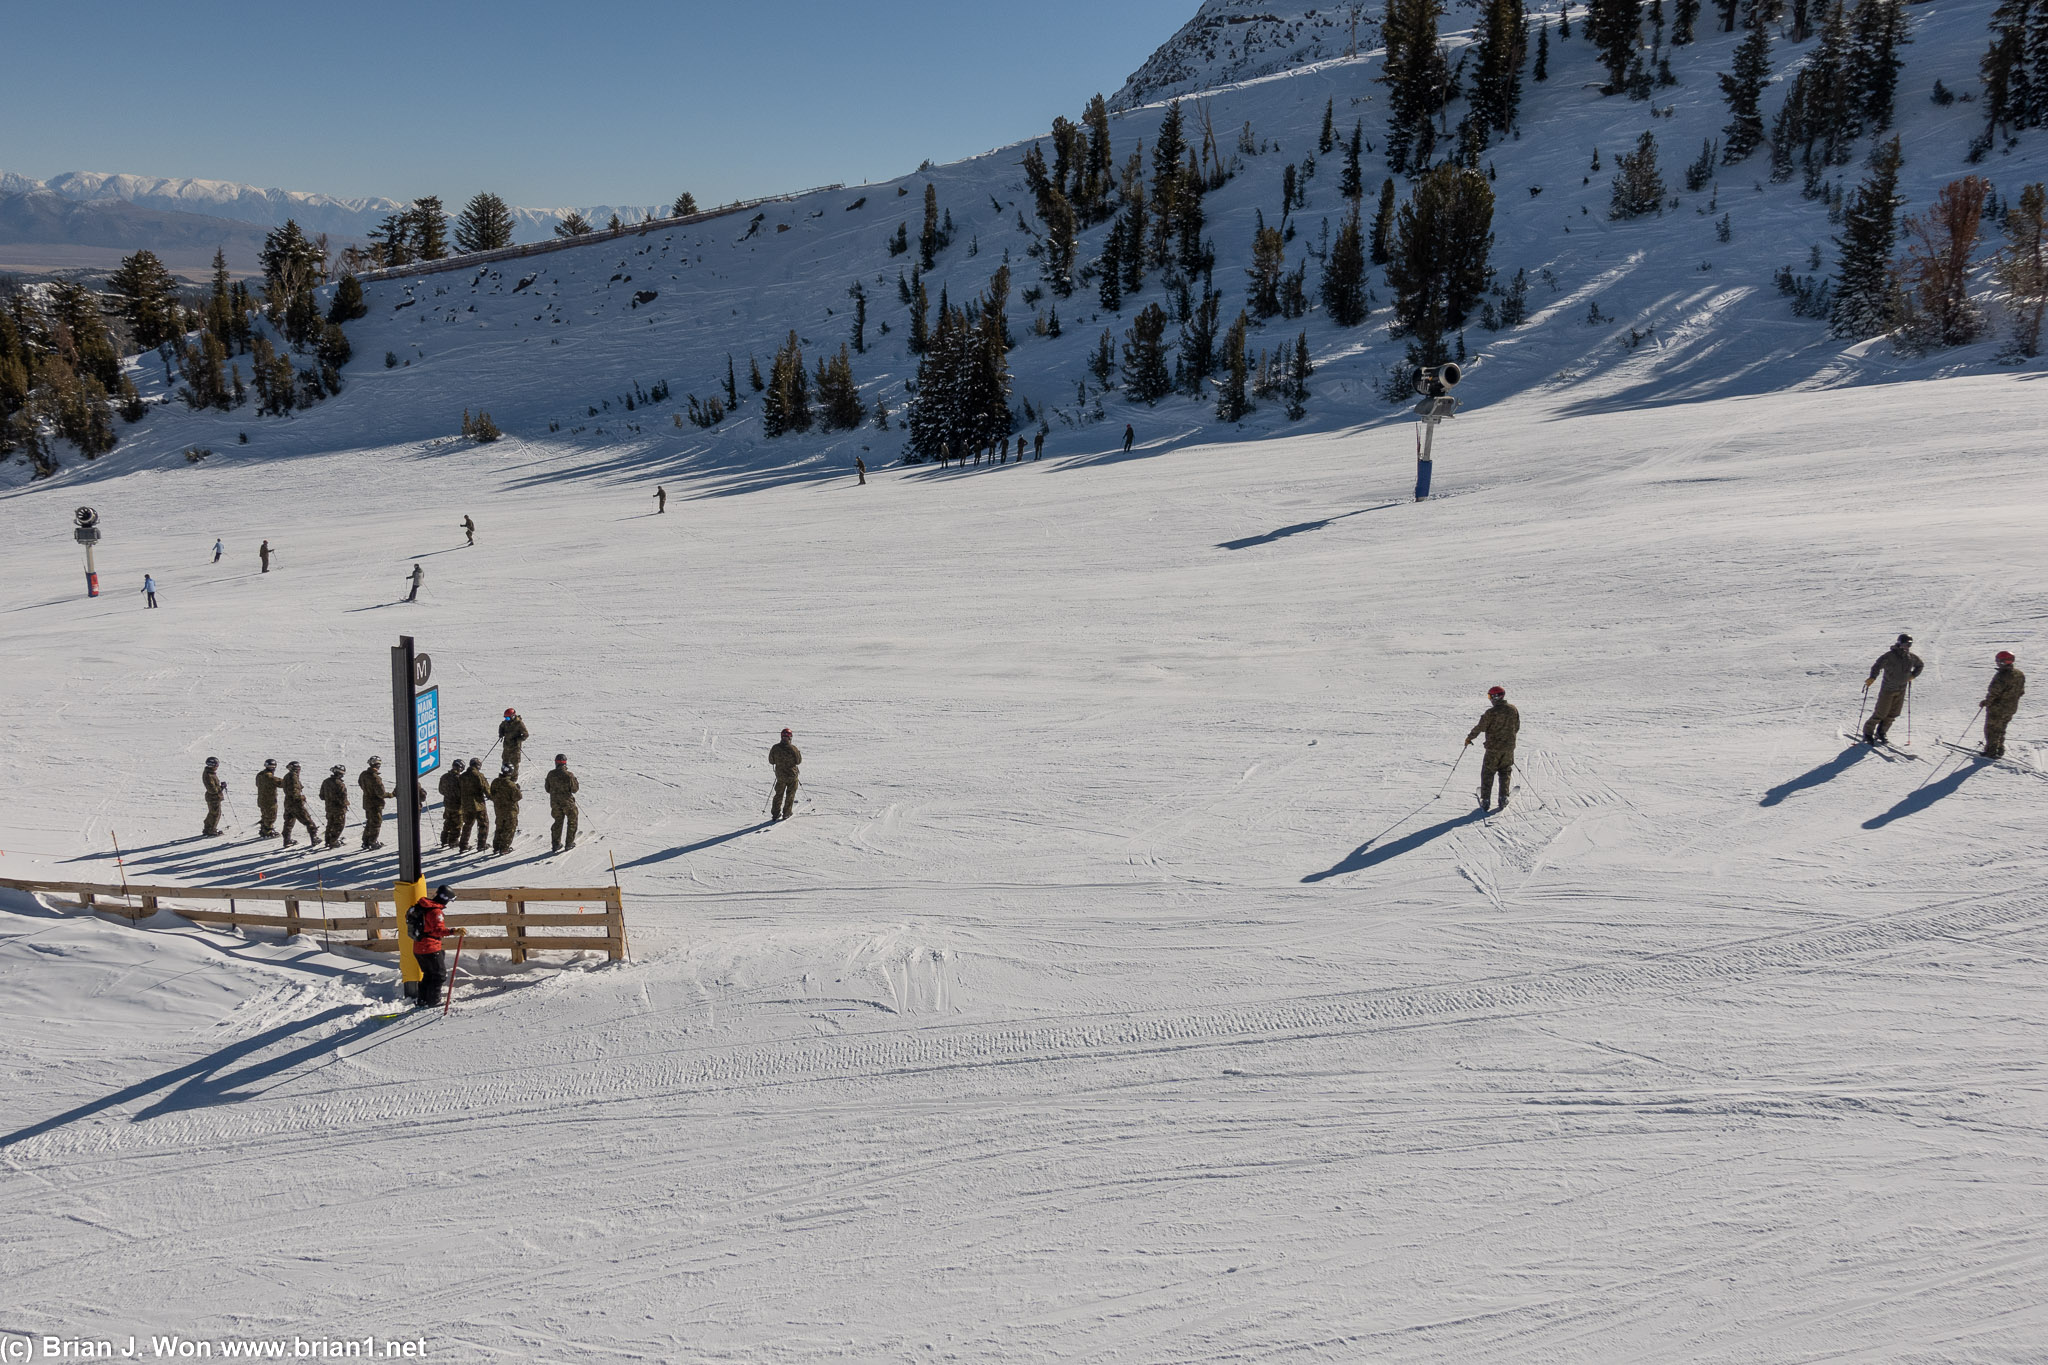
[205, 756, 218, 766]
[555, 753, 568, 764]
[331, 764, 346, 775]
[434, 884, 456, 902]
[1897, 633, 1913, 646]
[264, 758, 277, 769]
[368, 754, 382, 766]
[287, 760, 300, 770]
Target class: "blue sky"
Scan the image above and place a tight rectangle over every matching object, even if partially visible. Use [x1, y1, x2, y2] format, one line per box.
[2, 0, 1197, 209]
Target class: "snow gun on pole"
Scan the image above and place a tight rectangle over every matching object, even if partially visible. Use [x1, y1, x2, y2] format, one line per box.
[1409, 364, 1462, 501]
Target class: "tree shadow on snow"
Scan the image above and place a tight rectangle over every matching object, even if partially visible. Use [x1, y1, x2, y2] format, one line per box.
[1862, 758, 1986, 829]
[1759, 743, 1874, 806]
[615, 821, 773, 870]
[1219, 502, 1402, 550]
[0, 1004, 386, 1148]
[1302, 809, 1487, 883]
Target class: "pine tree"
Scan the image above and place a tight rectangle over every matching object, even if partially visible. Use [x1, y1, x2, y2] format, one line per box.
[761, 331, 812, 436]
[1122, 303, 1173, 402]
[1341, 123, 1365, 200]
[1285, 332, 1314, 419]
[724, 354, 740, 406]
[408, 197, 450, 260]
[1719, 4, 1772, 162]
[1319, 99, 1337, 154]
[910, 276, 931, 354]
[258, 220, 325, 310]
[327, 274, 368, 324]
[1587, 0, 1644, 93]
[1849, 0, 1908, 133]
[554, 211, 594, 238]
[1099, 216, 1126, 312]
[1176, 160, 1210, 276]
[816, 344, 867, 429]
[1383, 0, 1450, 173]
[1083, 94, 1117, 221]
[920, 184, 944, 269]
[1248, 216, 1287, 317]
[1534, 20, 1552, 80]
[1370, 178, 1398, 264]
[1674, 0, 1699, 41]
[1473, 0, 1531, 131]
[671, 191, 700, 217]
[1215, 311, 1252, 420]
[1830, 135, 1905, 336]
[1176, 282, 1222, 395]
[106, 250, 183, 351]
[1980, 0, 2033, 134]
[849, 281, 867, 353]
[1387, 165, 1497, 367]
[1323, 205, 1371, 325]
[1611, 131, 1667, 216]
[1998, 182, 2048, 355]
[1044, 188, 1078, 297]
[1149, 102, 1190, 266]
[454, 192, 517, 253]
[1805, 1, 1860, 165]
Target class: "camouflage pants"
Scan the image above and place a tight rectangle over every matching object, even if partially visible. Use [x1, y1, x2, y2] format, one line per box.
[551, 800, 578, 850]
[362, 805, 384, 848]
[459, 806, 490, 851]
[1985, 708, 2016, 758]
[204, 797, 223, 836]
[1480, 750, 1514, 807]
[323, 806, 348, 848]
[258, 799, 278, 837]
[773, 777, 798, 820]
[492, 806, 518, 853]
[1864, 688, 1907, 739]
[282, 801, 317, 845]
[439, 801, 461, 847]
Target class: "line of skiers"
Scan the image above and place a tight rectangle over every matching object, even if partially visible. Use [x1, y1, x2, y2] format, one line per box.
[1859, 634, 2026, 759]
[934, 431, 1046, 467]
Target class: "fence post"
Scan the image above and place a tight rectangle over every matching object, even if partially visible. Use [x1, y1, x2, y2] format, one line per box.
[79, 888, 96, 914]
[606, 886, 626, 962]
[284, 897, 301, 937]
[507, 896, 526, 965]
[364, 896, 383, 949]
[139, 893, 158, 922]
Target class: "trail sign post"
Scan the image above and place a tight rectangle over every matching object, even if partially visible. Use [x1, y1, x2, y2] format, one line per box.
[389, 636, 432, 998]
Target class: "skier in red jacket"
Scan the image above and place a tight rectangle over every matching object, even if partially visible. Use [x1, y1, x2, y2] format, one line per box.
[411, 885, 455, 1009]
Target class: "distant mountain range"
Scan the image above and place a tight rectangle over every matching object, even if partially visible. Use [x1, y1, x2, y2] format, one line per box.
[0, 168, 666, 277]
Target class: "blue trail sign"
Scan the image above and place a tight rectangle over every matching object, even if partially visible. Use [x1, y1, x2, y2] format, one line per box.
[416, 686, 441, 777]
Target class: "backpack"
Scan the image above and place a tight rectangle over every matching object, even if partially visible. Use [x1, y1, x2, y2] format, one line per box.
[406, 901, 430, 940]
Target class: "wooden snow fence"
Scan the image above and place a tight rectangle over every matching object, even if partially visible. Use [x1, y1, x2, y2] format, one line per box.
[0, 876, 628, 963]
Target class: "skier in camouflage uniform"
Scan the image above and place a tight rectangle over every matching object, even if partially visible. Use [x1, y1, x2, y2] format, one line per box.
[769, 728, 802, 821]
[437, 764, 464, 847]
[458, 758, 492, 852]
[1466, 686, 1522, 812]
[498, 709, 529, 773]
[202, 757, 226, 836]
[489, 764, 521, 854]
[280, 762, 318, 846]
[1981, 650, 2027, 760]
[319, 764, 351, 849]
[358, 755, 389, 850]
[544, 753, 580, 852]
[1862, 633, 1924, 744]
[255, 759, 281, 837]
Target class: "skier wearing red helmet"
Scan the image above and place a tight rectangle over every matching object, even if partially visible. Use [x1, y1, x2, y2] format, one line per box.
[498, 707, 530, 774]
[1466, 686, 1522, 811]
[769, 728, 802, 822]
[1981, 651, 2026, 760]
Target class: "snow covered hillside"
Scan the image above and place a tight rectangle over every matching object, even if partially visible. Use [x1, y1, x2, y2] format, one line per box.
[18, 0, 2041, 494]
[3, 371, 2045, 1358]
[1113, 1, 1369, 109]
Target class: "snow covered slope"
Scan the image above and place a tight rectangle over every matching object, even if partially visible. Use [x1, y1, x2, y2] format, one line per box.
[1114, 0, 1367, 109]
[18, 0, 2041, 493]
[2, 370, 2045, 1359]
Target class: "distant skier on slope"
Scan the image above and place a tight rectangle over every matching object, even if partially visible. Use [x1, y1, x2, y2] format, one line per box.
[498, 708, 529, 772]
[1981, 651, 2026, 760]
[489, 764, 521, 854]
[655, 485, 667, 514]
[202, 757, 226, 836]
[856, 456, 867, 485]
[461, 515, 476, 547]
[260, 540, 273, 573]
[255, 758, 281, 837]
[1466, 686, 1522, 812]
[212, 538, 223, 563]
[545, 754, 580, 852]
[359, 755, 389, 850]
[319, 764, 351, 849]
[770, 728, 802, 822]
[405, 563, 425, 603]
[1034, 430, 1045, 460]
[141, 574, 158, 608]
[280, 762, 319, 846]
[1123, 424, 1135, 453]
[1862, 633, 1923, 745]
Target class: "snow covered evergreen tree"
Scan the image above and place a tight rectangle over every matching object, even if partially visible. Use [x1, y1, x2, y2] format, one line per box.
[1830, 135, 1905, 337]
[454, 193, 517, 254]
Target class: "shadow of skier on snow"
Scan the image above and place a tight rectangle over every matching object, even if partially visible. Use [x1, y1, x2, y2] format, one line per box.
[1302, 809, 1488, 883]
[1760, 743, 1874, 806]
[1218, 502, 1402, 550]
[1862, 758, 1986, 829]
[615, 822, 773, 870]
[0, 1005, 371, 1148]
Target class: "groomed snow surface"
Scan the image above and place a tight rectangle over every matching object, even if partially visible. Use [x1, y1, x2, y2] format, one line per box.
[3, 373, 2045, 1361]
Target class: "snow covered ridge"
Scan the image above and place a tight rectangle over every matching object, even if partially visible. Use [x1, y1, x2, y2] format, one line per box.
[1114, 1, 1370, 109]
[0, 168, 652, 245]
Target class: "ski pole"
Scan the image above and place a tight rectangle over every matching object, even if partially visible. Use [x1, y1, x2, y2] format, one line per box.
[1432, 744, 1472, 799]
[1855, 683, 1870, 735]
[443, 929, 468, 1017]
[1905, 682, 1914, 747]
